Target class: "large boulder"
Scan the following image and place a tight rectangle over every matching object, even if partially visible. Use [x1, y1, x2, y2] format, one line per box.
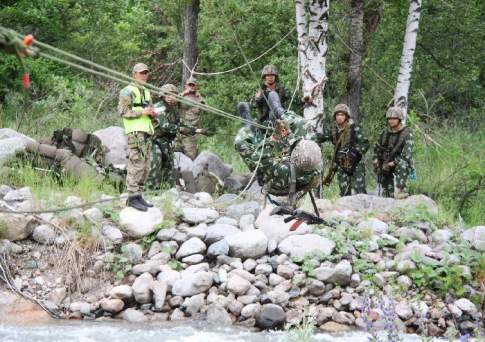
[0, 213, 37, 241]
[0, 129, 35, 166]
[462, 226, 485, 252]
[174, 152, 194, 174]
[225, 230, 268, 259]
[119, 207, 163, 238]
[205, 224, 240, 244]
[93, 126, 127, 167]
[278, 234, 335, 259]
[256, 304, 286, 329]
[255, 207, 312, 242]
[172, 271, 213, 297]
[226, 201, 261, 219]
[181, 208, 219, 225]
[192, 151, 233, 181]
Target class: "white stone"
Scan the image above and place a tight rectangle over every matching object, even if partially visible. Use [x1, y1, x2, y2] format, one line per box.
[172, 271, 213, 297]
[225, 230, 268, 259]
[205, 224, 240, 244]
[119, 207, 163, 238]
[278, 234, 335, 259]
[132, 272, 153, 304]
[357, 218, 389, 235]
[101, 225, 123, 244]
[255, 207, 312, 243]
[181, 208, 219, 224]
[227, 274, 251, 295]
[32, 224, 56, 245]
[175, 237, 206, 259]
[109, 285, 133, 300]
[93, 126, 128, 167]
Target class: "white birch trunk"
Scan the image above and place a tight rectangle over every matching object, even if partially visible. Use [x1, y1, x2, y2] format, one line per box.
[394, 0, 422, 121]
[295, 0, 329, 120]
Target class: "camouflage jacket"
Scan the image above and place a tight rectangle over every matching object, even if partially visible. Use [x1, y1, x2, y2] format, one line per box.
[180, 92, 205, 127]
[373, 127, 414, 169]
[251, 84, 292, 123]
[313, 122, 369, 155]
[153, 101, 197, 142]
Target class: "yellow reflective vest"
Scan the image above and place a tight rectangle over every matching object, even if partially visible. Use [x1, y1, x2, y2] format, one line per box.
[122, 84, 154, 135]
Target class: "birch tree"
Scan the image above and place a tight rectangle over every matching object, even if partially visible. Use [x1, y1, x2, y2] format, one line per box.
[182, 0, 200, 84]
[347, 0, 364, 122]
[394, 0, 422, 120]
[295, 0, 329, 120]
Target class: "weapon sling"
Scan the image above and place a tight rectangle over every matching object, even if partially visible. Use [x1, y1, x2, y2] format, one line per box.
[323, 125, 349, 185]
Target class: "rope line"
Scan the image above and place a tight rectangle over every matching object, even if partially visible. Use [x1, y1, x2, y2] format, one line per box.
[191, 27, 296, 76]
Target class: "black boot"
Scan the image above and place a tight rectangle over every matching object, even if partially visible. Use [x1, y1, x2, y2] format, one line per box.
[127, 195, 147, 211]
[138, 195, 153, 208]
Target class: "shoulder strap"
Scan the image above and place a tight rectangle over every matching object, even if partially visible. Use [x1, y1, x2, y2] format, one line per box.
[389, 127, 410, 159]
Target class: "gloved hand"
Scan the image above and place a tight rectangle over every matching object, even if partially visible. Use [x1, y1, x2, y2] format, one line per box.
[409, 169, 417, 181]
[196, 128, 215, 136]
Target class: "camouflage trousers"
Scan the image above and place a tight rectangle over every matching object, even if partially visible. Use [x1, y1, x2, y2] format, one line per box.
[380, 160, 411, 197]
[175, 133, 199, 160]
[126, 132, 152, 195]
[336, 161, 366, 196]
[146, 138, 175, 190]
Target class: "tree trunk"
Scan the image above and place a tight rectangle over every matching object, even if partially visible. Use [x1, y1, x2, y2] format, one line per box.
[346, 0, 364, 122]
[295, 0, 330, 121]
[182, 0, 200, 84]
[394, 0, 422, 120]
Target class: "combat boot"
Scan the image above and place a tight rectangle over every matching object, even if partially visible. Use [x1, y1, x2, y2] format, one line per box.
[394, 187, 409, 199]
[127, 195, 147, 211]
[138, 195, 153, 208]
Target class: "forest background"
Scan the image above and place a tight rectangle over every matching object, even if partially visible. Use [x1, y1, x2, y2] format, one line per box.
[0, 0, 483, 225]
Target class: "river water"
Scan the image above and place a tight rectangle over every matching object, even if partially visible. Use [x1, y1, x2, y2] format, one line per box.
[0, 321, 452, 342]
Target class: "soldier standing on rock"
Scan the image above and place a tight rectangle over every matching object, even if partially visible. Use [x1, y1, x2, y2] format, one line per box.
[373, 107, 415, 199]
[118, 63, 158, 211]
[314, 104, 369, 196]
[177, 77, 205, 160]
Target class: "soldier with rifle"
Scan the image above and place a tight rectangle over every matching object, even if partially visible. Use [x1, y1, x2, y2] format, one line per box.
[373, 107, 415, 199]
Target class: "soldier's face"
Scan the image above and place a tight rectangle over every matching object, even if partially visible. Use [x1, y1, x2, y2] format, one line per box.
[335, 112, 348, 125]
[387, 117, 400, 128]
[134, 70, 149, 84]
[264, 75, 276, 85]
[164, 95, 177, 106]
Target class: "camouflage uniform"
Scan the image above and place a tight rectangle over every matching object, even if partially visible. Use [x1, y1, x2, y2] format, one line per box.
[118, 83, 153, 195]
[178, 77, 205, 160]
[146, 102, 181, 190]
[313, 104, 369, 196]
[374, 125, 414, 198]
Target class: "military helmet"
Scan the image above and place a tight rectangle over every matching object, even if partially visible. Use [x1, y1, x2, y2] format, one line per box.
[333, 103, 351, 118]
[290, 139, 322, 172]
[161, 83, 178, 94]
[261, 64, 278, 79]
[185, 77, 197, 86]
[386, 106, 404, 120]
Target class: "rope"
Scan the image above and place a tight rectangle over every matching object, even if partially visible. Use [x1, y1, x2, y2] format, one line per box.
[191, 27, 296, 76]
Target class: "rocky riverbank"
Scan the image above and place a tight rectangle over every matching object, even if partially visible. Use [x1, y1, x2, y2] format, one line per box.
[0, 185, 483, 339]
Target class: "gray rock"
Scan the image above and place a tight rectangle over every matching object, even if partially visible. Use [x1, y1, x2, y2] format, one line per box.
[174, 152, 193, 175]
[454, 298, 477, 315]
[120, 308, 147, 323]
[227, 274, 251, 295]
[226, 201, 261, 219]
[207, 239, 229, 258]
[394, 243, 432, 262]
[132, 272, 153, 304]
[176, 237, 206, 259]
[395, 227, 427, 243]
[152, 280, 168, 311]
[432, 229, 453, 245]
[83, 207, 103, 223]
[243, 259, 257, 272]
[332, 311, 355, 325]
[267, 290, 289, 305]
[0, 129, 34, 166]
[205, 224, 240, 244]
[156, 267, 181, 292]
[241, 303, 261, 318]
[184, 224, 207, 240]
[31, 224, 56, 245]
[156, 228, 186, 243]
[379, 234, 400, 246]
[101, 298, 124, 314]
[462, 226, 485, 251]
[182, 208, 219, 224]
[0, 185, 12, 198]
[172, 271, 213, 297]
[278, 234, 335, 259]
[239, 214, 255, 231]
[182, 254, 204, 264]
[357, 218, 389, 235]
[181, 293, 205, 316]
[228, 300, 244, 316]
[447, 304, 463, 318]
[192, 192, 213, 206]
[215, 217, 238, 226]
[3, 187, 33, 202]
[101, 225, 123, 244]
[256, 304, 286, 329]
[397, 275, 412, 290]
[315, 260, 352, 286]
[192, 151, 233, 181]
[395, 302, 413, 320]
[0, 212, 36, 241]
[394, 195, 439, 216]
[109, 285, 133, 300]
[229, 269, 256, 282]
[93, 126, 128, 167]
[122, 243, 143, 264]
[316, 307, 337, 325]
[225, 230, 268, 259]
[277, 264, 298, 279]
[47, 287, 67, 305]
[335, 194, 395, 212]
[69, 301, 91, 315]
[255, 264, 273, 276]
[206, 304, 232, 325]
[396, 260, 416, 273]
[119, 207, 163, 238]
[268, 273, 285, 286]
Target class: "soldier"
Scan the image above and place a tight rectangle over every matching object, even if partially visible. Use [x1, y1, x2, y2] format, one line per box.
[314, 104, 369, 196]
[373, 107, 414, 199]
[251, 64, 292, 125]
[146, 84, 198, 190]
[118, 62, 157, 211]
[178, 77, 205, 160]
